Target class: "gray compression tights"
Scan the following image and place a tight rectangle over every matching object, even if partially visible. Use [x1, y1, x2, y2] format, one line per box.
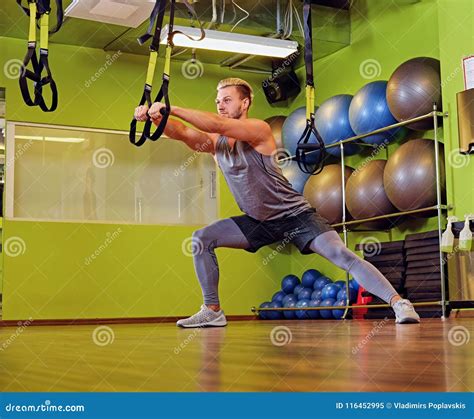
[192, 219, 398, 306]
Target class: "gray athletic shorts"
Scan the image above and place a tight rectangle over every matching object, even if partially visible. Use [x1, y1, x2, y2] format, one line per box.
[231, 208, 334, 255]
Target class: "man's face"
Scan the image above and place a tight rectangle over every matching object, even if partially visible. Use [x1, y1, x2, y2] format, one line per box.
[215, 86, 249, 119]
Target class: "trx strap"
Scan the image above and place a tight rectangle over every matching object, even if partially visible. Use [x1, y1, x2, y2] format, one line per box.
[295, 0, 326, 175]
[129, 0, 205, 147]
[17, 0, 63, 112]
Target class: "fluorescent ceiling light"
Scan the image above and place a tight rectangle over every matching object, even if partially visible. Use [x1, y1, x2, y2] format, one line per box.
[16, 135, 85, 143]
[160, 25, 299, 59]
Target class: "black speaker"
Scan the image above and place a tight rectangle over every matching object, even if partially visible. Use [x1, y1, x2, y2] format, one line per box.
[262, 70, 301, 104]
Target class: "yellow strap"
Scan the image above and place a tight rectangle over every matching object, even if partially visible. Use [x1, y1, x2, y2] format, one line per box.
[306, 85, 315, 120]
[39, 13, 49, 50]
[28, 2, 37, 43]
[163, 45, 172, 76]
[145, 50, 158, 86]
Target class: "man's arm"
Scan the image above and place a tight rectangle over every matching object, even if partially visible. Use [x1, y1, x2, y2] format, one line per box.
[163, 118, 215, 153]
[148, 103, 272, 145]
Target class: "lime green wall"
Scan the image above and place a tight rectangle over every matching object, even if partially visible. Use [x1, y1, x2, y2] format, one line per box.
[0, 37, 290, 319]
[437, 0, 474, 219]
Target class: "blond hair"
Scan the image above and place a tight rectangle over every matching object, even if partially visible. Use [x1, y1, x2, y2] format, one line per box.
[217, 78, 254, 108]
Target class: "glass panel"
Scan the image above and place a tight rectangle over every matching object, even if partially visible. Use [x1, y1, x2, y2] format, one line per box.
[7, 123, 217, 225]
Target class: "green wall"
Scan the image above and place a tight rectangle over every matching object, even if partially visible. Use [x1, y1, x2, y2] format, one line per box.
[0, 37, 290, 319]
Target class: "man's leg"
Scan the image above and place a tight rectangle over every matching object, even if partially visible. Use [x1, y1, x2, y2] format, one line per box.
[177, 218, 250, 328]
[192, 218, 250, 310]
[308, 231, 420, 323]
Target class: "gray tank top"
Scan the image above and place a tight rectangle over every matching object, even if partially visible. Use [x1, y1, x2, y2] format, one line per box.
[215, 135, 312, 221]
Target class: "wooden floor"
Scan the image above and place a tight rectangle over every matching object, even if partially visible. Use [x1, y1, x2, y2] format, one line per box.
[0, 318, 472, 392]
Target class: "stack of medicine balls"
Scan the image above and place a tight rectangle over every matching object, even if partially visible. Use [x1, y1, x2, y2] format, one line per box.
[259, 269, 359, 320]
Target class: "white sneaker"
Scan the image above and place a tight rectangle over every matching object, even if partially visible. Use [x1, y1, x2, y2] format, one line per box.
[176, 305, 227, 328]
[392, 299, 421, 324]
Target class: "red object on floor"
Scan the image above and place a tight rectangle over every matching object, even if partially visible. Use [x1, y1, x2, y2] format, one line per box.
[352, 286, 373, 319]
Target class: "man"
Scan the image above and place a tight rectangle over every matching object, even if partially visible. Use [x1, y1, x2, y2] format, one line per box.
[134, 77, 420, 327]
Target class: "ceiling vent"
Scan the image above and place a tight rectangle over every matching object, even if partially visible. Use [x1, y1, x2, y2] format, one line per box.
[64, 0, 156, 28]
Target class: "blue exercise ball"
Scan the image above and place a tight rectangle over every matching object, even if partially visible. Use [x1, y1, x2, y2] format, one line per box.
[281, 161, 311, 194]
[283, 300, 297, 319]
[298, 287, 313, 301]
[272, 290, 286, 304]
[293, 284, 305, 297]
[301, 269, 322, 288]
[321, 283, 340, 300]
[333, 300, 346, 320]
[259, 301, 272, 320]
[349, 81, 401, 145]
[320, 298, 336, 319]
[308, 298, 322, 319]
[337, 287, 358, 303]
[282, 293, 298, 306]
[315, 94, 359, 157]
[295, 299, 311, 319]
[313, 276, 332, 290]
[281, 274, 300, 294]
[267, 301, 283, 320]
[311, 289, 323, 300]
[282, 106, 321, 164]
[334, 280, 346, 289]
[349, 279, 360, 292]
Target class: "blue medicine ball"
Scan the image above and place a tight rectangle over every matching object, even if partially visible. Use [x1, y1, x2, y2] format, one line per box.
[281, 274, 300, 294]
[315, 94, 359, 157]
[313, 276, 332, 290]
[282, 293, 298, 306]
[293, 284, 305, 297]
[298, 287, 313, 301]
[295, 299, 311, 319]
[282, 106, 321, 164]
[349, 279, 360, 292]
[337, 287, 358, 303]
[272, 290, 286, 304]
[349, 81, 403, 145]
[267, 301, 283, 320]
[308, 298, 322, 319]
[283, 300, 297, 319]
[334, 280, 347, 289]
[320, 298, 336, 319]
[301, 269, 322, 288]
[333, 300, 346, 320]
[321, 284, 340, 300]
[311, 289, 323, 300]
[259, 301, 272, 320]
